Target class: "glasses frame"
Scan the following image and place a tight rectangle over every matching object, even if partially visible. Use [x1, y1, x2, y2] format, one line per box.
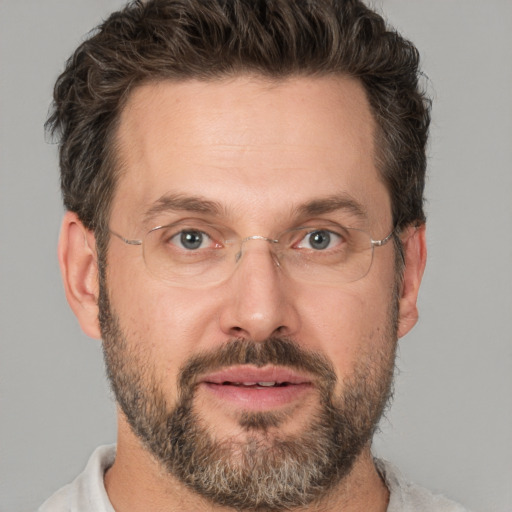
[109, 223, 396, 284]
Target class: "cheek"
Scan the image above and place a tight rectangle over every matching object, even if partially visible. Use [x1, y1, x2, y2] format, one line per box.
[298, 280, 395, 376]
[107, 261, 227, 378]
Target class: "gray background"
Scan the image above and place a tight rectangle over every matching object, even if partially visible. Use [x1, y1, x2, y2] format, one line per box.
[1, 1, 511, 511]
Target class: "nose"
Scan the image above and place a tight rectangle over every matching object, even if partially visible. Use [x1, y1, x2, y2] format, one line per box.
[219, 239, 301, 342]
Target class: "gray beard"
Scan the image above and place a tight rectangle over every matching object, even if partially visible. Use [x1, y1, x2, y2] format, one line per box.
[99, 281, 397, 511]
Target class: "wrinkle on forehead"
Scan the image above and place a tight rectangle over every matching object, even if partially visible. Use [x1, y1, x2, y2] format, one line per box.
[110, 75, 391, 234]
[117, 75, 376, 150]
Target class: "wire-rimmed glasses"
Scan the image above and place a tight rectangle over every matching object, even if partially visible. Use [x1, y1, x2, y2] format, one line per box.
[110, 219, 394, 287]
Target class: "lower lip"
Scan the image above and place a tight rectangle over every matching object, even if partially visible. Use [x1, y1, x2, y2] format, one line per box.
[200, 382, 313, 411]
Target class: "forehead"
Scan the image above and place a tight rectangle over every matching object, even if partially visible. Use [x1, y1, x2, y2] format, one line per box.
[112, 75, 390, 231]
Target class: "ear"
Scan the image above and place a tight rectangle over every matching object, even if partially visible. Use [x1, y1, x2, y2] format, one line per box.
[58, 211, 101, 339]
[397, 223, 427, 339]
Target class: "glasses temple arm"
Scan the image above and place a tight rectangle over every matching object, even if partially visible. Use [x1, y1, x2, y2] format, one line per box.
[109, 229, 143, 246]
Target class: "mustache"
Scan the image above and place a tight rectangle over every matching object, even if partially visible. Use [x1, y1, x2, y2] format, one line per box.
[177, 337, 337, 397]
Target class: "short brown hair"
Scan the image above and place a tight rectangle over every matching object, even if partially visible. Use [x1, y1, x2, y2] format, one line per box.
[46, 0, 431, 247]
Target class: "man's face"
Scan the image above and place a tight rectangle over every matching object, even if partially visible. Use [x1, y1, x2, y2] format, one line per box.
[101, 76, 401, 509]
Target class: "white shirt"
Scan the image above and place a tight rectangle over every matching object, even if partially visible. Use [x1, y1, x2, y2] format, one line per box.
[38, 445, 469, 512]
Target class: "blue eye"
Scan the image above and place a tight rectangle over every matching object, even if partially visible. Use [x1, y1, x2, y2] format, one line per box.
[298, 230, 342, 250]
[172, 230, 211, 250]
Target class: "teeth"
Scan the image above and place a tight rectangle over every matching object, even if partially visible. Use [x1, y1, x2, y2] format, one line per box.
[226, 381, 280, 387]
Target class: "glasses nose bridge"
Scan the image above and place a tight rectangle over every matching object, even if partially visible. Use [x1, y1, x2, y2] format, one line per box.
[235, 235, 280, 263]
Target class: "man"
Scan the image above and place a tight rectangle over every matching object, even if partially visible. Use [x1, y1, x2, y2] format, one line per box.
[39, 0, 468, 510]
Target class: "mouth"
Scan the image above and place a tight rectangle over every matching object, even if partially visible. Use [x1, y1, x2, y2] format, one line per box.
[198, 365, 314, 411]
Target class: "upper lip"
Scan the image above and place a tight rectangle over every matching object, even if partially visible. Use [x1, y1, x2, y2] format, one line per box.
[201, 365, 313, 385]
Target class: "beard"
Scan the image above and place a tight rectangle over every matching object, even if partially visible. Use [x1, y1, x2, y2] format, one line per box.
[99, 279, 398, 511]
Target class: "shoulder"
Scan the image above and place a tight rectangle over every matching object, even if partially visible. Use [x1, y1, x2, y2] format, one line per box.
[376, 459, 471, 512]
[38, 445, 116, 512]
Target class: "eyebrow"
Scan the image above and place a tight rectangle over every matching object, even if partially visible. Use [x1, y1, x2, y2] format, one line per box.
[142, 192, 368, 225]
[295, 194, 368, 221]
[143, 194, 223, 223]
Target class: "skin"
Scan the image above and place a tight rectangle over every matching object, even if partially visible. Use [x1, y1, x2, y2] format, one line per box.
[59, 75, 426, 511]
